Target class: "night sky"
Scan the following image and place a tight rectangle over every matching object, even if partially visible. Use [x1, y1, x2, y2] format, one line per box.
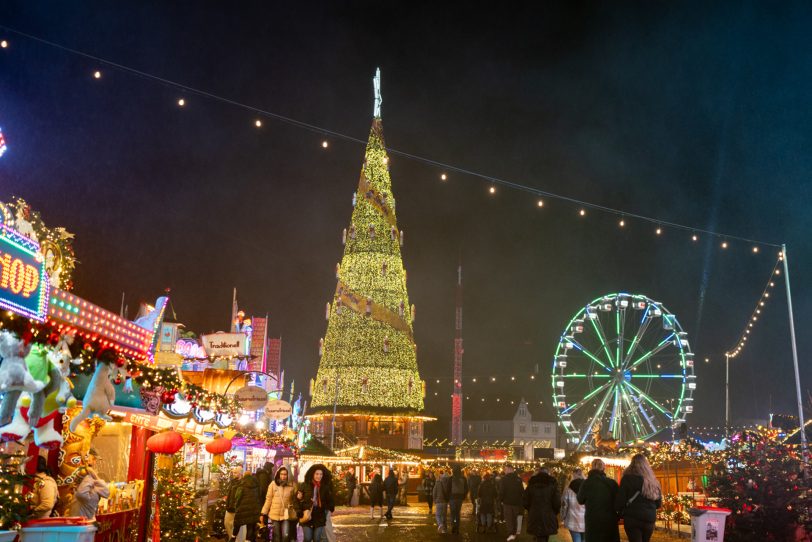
[1, 2, 810, 439]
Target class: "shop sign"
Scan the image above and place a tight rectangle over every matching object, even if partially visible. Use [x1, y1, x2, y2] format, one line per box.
[175, 338, 207, 359]
[0, 224, 48, 321]
[479, 449, 509, 461]
[264, 399, 293, 420]
[202, 332, 246, 358]
[235, 385, 268, 411]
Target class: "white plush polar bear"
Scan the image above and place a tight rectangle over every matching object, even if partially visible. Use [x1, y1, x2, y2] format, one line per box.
[0, 330, 43, 394]
[69, 361, 115, 432]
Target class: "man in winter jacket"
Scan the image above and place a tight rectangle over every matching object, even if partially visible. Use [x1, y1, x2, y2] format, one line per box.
[500, 464, 525, 541]
[523, 468, 561, 542]
[256, 461, 274, 504]
[383, 470, 399, 519]
[344, 468, 357, 506]
[467, 469, 482, 505]
[445, 466, 468, 534]
[224, 467, 243, 542]
[432, 471, 450, 533]
[577, 459, 620, 542]
[234, 474, 262, 542]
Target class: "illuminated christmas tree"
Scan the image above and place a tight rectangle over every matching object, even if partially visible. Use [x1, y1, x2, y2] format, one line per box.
[155, 459, 206, 542]
[0, 452, 31, 530]
[309, 70, 427, 449]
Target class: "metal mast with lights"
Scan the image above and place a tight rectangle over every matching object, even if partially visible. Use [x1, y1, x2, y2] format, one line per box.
[452, 263, 464, 445]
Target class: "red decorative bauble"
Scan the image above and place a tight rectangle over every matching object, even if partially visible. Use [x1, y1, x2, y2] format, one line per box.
[146, 431, 184, 455]
[115, 356, 126, 367]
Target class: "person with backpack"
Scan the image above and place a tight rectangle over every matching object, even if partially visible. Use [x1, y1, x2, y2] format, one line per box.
[433, 470, 450, 533]
[383, 469, 399, 520]
[233, 474, 262, 542]
[615, 454, 662, 542]
[577, 458, 620, 542]
[369, 467, 384, 519]
[422, 471, 436, 514]
[477, 472, 497, 533]
[500, 464, 525, 541]
[561, 469, 586, 542]
[445, 465, 468, 534]
[523, 467, 560, 542]
[30, 456, 58, 518]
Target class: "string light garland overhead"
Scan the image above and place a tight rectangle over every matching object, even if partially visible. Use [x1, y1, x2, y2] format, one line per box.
[725, 255, 783, 359]
[0, 23, 784, 250]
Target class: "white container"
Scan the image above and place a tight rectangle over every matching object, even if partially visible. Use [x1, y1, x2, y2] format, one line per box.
[0, 531, 18, 542]
[690, 507, 731, 542]
[19, 525, 96, 542]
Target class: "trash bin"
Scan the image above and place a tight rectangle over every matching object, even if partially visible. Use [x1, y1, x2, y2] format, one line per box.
[19, 518, 97, 542]
[689, 506, 731, 542]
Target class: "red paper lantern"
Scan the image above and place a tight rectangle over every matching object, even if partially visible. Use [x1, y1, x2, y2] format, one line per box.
[147, 431, 184, 468]
[205, 437, 232, 465]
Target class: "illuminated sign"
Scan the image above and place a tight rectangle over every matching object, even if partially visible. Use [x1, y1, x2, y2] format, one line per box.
[202, 332, 247, 358]
[264, 399, 293, 420]
[235, 385, 269, 411]
[0, 127, 6, 158]
[0, 224, 48, 321]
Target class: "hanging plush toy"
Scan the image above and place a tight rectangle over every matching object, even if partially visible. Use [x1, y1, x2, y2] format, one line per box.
[69, 360, 115, 432]
[0, 331, 39, 429]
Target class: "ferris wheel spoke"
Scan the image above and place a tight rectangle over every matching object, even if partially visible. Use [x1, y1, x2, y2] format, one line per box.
[577, 384, 616, 450]
[623, 380, 673, 418]
[561, 380, 613, 415]
[616, 306, 626, 368]
[621, 385, 652, 439]
[567, 338, 612, 373]
[626, 333, 675, 371]
[622, 307, 652, 366]
[588, 316, 616, 368]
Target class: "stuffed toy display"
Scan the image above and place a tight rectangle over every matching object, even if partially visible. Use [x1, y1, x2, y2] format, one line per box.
[0, 330, 41, 426]
[69, 361, 115, 432]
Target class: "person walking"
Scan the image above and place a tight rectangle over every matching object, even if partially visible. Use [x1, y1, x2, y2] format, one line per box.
[494, 469, 504, 524]
[30, 456, 58, 518]
[398, 469, 409, 505]
[577, 458, 620, 542]
[257, 462, 274, 505]
[260, 466, 297, 542]
[233, 473, 262, 542]
[344, 468, 357, 506]
[616, 454, 662, 542]
[445, 465, 468, 534]
[433, 470, 450, 533]
[383, 469, 399, 519]
[369, 467, 384, 519]
[422, 471, 436, 514]
[468, 469, 482, 505]
[477, 472, 497, 533]
[295, 464, 335, 542]
[68, 450, 110, 521]
[561, 469, 586, 542]
[523, 467, 560, 542]
[500, 464, 525, 541]
[224, 467, 243, 542]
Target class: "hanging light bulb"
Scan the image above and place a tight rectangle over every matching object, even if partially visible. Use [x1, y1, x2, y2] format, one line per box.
[579, 209, 586, 216]
[752, 246, 759, 253]
[537, 199, 544, 207]
[322, 140, 329, 148]
[721, 240, 728, 249]
[255, 119, 262, 128]
[93, 70, 102, 79]
[1, 40, 8, 48]
[177, 98, 186, 107]
[692, 234, 698, 242]
[489, 186, 496, 194]
[440, 173, 447, 181]
[656, 227, 662, 235]
[619, 218, 625, 227]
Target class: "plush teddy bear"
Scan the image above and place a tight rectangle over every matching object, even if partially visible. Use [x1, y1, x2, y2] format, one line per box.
[69, 361, 115, 432]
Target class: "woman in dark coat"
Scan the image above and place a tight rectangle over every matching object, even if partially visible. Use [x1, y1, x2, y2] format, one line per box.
[477, 472, 497, 533]
[369, 467, 384, 519]
[234, 474, 262, 542]
[522, 468, 561, 542]
[577, 459, 620, 542]
[295, 464, 335, 542]
[615, 454, 662, 542]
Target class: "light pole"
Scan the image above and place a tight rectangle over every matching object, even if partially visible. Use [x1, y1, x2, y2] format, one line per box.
[781, 244, 807, 458]
[725, 353, 730, 439]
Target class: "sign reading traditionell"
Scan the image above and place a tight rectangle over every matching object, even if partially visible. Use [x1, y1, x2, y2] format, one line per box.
[202, 332, 247, 358]
[0, 223, 48, 321]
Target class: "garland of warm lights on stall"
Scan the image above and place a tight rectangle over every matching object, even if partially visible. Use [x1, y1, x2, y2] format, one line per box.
[231, 427, 299, 455]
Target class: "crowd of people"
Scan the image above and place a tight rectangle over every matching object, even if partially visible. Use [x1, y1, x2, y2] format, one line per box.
[214, 453, 661, 542]
[419, 453, 661, 542]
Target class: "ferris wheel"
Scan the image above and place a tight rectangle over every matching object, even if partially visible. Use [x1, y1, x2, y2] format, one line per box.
[552, 293, 696, 450]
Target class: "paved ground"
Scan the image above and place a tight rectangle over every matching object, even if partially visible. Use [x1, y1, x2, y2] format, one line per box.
[330, 502, 688, 541]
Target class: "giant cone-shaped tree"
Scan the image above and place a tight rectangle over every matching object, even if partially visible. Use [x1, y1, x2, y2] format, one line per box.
[310, 112, 424, 416]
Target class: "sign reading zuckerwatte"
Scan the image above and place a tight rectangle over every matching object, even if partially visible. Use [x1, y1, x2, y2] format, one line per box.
[0, 224, 48, 321]
[201, 332, 247, 358]
[264, 399, 293, 420]
[235, 385, 269, 411]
